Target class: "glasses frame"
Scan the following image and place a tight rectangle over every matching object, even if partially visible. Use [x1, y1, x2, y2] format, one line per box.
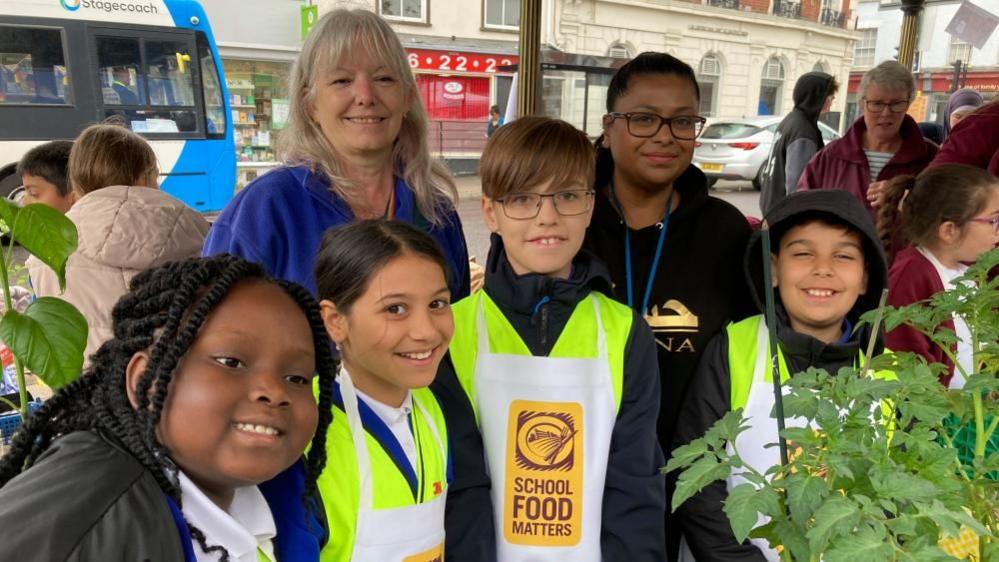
[861, 98, 911, 114]
[968, 215, 999, 232]
[494, 189, 596, 220]
[606, 112, 707, 140]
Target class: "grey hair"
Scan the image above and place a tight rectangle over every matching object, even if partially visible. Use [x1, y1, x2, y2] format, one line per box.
[858, 60, 915, 101]
[277, 8, 457, 224]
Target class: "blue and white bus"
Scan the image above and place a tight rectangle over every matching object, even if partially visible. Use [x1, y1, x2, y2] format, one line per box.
[0, 0, 234, 212]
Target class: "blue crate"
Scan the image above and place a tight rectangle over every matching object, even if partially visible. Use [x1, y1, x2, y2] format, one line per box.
[0, 401, 43, 445]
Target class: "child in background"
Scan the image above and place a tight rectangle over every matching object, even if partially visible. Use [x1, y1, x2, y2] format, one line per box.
[879, 164, 999, 388]
[27, 123, 209, 362]
[15, 140, 76, 212]
[0, 255, 337, 562]
[313, 220, 463, 561]
[436, 116, 665, 561]
[674, 190, 889, 562]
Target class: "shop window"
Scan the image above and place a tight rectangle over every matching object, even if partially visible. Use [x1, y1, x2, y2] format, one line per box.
[607, 44, 631, 59]
[758, 57, 785, 116]
[416, 74, 490, 120]
[854, 28, 877, 67]
[381, 0, 426, 23]
[698, 54, 722, 117]
[0, 25, 73, 105]
[223, 59, 291, 167]
[485, 0, 520, 29]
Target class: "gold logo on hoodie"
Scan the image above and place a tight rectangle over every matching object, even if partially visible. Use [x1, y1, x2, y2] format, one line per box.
[645, 300, 698, 353]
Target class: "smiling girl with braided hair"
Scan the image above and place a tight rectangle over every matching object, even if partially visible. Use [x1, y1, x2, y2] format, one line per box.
[0, 254, 337, 562]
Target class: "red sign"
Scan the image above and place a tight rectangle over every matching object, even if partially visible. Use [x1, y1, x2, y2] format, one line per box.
[406, 48, 517, 74]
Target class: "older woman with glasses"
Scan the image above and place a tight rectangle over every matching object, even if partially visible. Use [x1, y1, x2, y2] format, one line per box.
[582, 51, 754, 562]
[797, 60, 937, 215]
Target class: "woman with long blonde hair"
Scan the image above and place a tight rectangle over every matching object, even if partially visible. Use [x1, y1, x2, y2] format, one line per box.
[203, 8, 469, 299]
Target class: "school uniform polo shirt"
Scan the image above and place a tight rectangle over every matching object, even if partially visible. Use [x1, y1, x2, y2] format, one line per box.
[355, 386, 417, 469]
[178, 471, 277, 562]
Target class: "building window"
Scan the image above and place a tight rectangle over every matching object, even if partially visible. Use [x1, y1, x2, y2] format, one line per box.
[948, 35, 972, 64]
[854, 28, 877, 67]
[485, 0, 519, 29]
[380, 0, 426, 22]
[813, 61, 828, 73]
[697, 54, 722, 117]
[607, 43, 631, 59]
[758, 56, 784, 116]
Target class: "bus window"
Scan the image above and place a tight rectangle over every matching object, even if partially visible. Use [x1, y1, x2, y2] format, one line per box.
[145, 39, 194, 107]
[197, 34, 225, 137]
[96, 36, 144, 106]
[0, 26, 72, 105]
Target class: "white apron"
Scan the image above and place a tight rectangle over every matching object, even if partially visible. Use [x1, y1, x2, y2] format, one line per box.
[678, 319, 806, 562]
[340, 370, 447, 562]
[473, 296, 616, 562]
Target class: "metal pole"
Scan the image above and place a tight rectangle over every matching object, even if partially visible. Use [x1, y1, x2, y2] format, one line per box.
[518, 0, 543, 117]
[897, 0, 925, 70]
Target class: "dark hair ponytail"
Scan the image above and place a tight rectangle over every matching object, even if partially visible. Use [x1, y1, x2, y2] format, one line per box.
[594, 52, 700, 190]
[878, 164, 998, 261]
[314, 219, 450, 311]
[877, 174, 916, 263]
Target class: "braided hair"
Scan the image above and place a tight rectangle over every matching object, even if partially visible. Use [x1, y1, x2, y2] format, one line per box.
[0, 254, 337, 561]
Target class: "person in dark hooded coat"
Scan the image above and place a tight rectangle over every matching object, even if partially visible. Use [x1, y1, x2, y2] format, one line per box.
[671, 190, 889, 562]
[759, 72, 838, 214]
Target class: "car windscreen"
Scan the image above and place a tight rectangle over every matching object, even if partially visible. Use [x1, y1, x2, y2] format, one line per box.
[700, 123, 762, 139]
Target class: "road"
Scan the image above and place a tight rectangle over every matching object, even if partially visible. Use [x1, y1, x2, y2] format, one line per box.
[456, 177, 761, 265]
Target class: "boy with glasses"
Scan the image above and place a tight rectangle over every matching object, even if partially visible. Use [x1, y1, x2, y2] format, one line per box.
[433, 116, 666, 560]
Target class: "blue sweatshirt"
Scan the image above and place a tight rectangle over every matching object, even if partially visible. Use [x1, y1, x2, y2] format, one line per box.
[203, 165, 470, 298]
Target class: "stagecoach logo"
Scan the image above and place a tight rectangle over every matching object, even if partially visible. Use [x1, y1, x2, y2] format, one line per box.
[60, 0, 81, 10]
[515, 410, 577, 471]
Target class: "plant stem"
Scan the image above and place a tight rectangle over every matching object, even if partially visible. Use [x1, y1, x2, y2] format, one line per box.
[0, 244, 28, 421]
[0, 394, 17, 411]
[862, 289, 889, 378]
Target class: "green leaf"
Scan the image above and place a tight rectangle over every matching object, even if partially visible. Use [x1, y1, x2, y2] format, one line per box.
[723, 484, 781, 543]
[0, 297, 87, 389]
[773, 518, 812, 562]
[870, 469, 939, 503]
[903, 544, 965, 562]
[806, 497, 861, 553]
[6, 202, 78, 292]
[0, 197, 16, 233]
[672, 456, 731, 511]
[786, 473, 829, 526]
[823, 525, 893, 562]
[664, 438, 709, 474]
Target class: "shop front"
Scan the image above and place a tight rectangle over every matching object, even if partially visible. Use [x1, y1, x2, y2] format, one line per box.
[405, 46, 517, 174]
[847, 70, 999, 127]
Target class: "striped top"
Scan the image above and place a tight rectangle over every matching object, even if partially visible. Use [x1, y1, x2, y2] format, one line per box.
[865, 151, 894, 182]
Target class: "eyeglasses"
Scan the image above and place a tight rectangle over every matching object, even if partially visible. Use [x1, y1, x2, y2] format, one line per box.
[606, 112, 706, 140]
[495, 190, 595, 220]
[862, 99, 910, 113]
[968, 215, 999, 232]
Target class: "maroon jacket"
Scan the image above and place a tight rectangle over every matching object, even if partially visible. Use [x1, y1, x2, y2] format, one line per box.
[796, 115, 938, 215]
[885, 245, 955, 386]
[931, 101, 999, 175]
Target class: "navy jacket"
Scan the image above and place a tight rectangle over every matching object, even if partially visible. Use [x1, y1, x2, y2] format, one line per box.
[203, 165, 470, 299]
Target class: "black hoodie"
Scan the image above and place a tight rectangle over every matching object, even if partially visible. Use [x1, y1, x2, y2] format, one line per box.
[672, 190, 888, 562]
[432, 235, 667, 560]
[759, 72, 835, 215]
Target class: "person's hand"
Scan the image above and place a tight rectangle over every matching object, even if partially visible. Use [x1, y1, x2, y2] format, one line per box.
[867, 180, 887, 208]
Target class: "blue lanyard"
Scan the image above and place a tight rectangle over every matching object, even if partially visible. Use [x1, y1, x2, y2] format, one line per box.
[611, 186, 674, 314]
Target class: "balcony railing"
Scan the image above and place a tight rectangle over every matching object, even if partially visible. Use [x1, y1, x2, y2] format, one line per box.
[820, 7, 845, 27]
[706, 0, 740, 9]
[773, 0, 802, 19]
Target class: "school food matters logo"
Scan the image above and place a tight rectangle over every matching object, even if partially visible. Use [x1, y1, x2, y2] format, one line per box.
[504, 400, 583, 546]
[515, 411, 577, 471]
[60, 0, 81, 10]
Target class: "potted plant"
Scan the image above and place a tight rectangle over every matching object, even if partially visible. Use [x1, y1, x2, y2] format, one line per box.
[0, 197, 87, 426]
[667, 248, 998, 561]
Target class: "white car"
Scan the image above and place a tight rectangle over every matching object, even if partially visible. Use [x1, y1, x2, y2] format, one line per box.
[693, 116, 841, 190]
